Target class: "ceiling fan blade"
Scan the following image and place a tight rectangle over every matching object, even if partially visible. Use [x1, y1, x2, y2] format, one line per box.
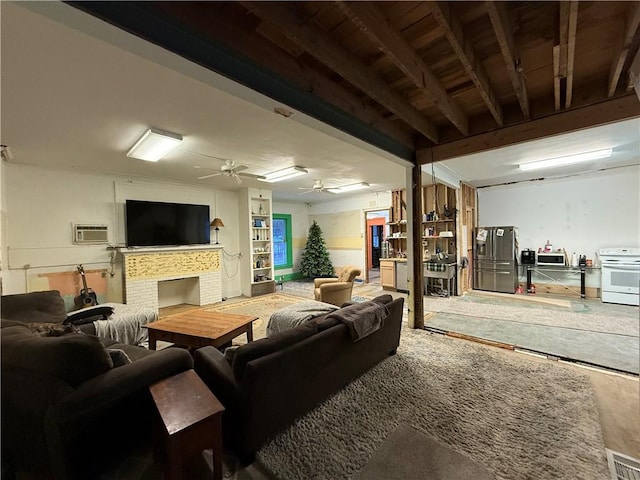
[299, 190, 313, 195]
[234, 164, 248, 173]
[232, 172, 243, 184]
[197, 172, 223, 180]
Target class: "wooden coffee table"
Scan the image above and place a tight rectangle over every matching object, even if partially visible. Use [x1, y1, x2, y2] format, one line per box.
[145, 309, 258, 351]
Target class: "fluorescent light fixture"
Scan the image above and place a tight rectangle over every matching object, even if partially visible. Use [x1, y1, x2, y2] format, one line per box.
[518, 148, 613, 172]
[258, 165, 308, 183]
[126, 127, 183, 162]
[327, 182, 370, 194]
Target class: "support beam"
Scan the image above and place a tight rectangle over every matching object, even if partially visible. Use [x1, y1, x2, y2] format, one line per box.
[338, 1, 469, 135]
[405, 164, 424, 329]
[486, 1, 530, 120]
[565, 1, 579, 108]
[241, 1, 440, 142]
[608, 2, 640, 97]
[426, 2, 503, 127]
[429, 94, 640, 162]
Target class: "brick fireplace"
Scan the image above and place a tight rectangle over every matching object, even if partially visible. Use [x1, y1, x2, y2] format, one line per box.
[120, 245, 223, 311]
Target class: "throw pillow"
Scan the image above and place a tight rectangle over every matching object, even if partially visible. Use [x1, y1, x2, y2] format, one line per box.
[1, 328, 113, 387]
[1, 290, 68, 324]
[106, 348, 132, 367]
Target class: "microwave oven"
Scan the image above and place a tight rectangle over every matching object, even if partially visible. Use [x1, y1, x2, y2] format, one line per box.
[537, 252, 565, 266]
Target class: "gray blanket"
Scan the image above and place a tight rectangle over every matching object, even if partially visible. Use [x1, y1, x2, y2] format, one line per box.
[93, 303, 156, 346]
[327, 301, 388, 342]
[267, 300, 339, 337]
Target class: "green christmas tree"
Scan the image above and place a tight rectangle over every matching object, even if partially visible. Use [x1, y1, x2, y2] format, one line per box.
[300, 220, 334, 278]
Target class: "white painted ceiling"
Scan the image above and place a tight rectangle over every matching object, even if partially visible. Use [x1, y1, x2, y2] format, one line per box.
[2, 2, 639, 204]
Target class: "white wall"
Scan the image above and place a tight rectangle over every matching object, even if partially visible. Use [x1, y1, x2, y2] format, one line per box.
[2, 164, 242, 299]
[309, 191, 392, 273]
[478, 165, 640, 259]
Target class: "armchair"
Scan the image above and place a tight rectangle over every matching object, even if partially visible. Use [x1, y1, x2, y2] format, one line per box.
[313, 266, 362, 306]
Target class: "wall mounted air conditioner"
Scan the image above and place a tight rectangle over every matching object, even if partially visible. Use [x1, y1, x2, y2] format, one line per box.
[73, 224, 109, 244]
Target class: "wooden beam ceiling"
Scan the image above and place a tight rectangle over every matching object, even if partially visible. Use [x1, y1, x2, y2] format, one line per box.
[485, 1, 530, 120]
[337, 1, 470, 135]
[426, 2, 503, 127]
[554, 1, 579, 110]
[608, 2, 640, 97]
[241, 1, 440, 143]
[428, 94, 639, 162]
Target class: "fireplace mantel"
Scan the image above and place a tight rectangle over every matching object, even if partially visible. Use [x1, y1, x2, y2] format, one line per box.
[119, 245, 223, 310]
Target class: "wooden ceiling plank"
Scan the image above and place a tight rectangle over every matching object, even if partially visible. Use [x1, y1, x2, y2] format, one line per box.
[564, 1, 579, 109]
[430, 94, 640, 162]
[485, 1, 530, 120]
[157, 2, 415, 149]
[427, 2, 503, 126]
[338, 1, 468, 135]
[608, 2, 640, 97]
[241, 1, 439, 142]
[553, 45, 561, 111]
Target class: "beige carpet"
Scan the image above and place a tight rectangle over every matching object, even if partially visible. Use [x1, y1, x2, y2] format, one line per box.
[205, 293, 309, 344]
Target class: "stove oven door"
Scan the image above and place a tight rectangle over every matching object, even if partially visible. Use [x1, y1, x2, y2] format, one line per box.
[601, 262, 640, 305]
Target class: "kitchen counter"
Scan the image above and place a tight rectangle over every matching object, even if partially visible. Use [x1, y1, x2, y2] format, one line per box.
[380, 258, 457, 294]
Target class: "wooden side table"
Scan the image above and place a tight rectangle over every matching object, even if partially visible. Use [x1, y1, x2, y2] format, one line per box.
[150, 369, 225, 480]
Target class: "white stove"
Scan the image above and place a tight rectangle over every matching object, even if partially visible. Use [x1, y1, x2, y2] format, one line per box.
[599, 248, 640, 306]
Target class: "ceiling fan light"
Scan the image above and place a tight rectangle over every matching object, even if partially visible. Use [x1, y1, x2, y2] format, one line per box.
[258, 165, 308, 183]
[127, 127, 183, 162]
[518, 148, 613, 172]
[327, 182, 370, 193]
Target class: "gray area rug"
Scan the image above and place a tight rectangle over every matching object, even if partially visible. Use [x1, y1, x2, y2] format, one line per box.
[257, 327, 609, 480]
[353, 425, 494, 480]
[425, 292, 640, 374]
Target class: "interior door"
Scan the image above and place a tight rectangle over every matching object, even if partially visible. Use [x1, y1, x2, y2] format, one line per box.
[370, 225, 383, 268]
[366, 217, 386, 270]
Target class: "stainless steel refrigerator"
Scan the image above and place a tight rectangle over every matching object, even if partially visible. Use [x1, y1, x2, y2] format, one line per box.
[473, 226, 519, 294]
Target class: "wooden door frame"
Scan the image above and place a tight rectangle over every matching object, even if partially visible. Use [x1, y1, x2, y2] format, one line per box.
[363, 208, 391, 283]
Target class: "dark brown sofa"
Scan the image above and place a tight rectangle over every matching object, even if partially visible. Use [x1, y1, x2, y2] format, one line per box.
[1, 291, 194, 479]
[194, 294, 403, 463]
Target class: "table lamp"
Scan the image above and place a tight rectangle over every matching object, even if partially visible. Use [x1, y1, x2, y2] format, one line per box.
[210, 218, 224, 244]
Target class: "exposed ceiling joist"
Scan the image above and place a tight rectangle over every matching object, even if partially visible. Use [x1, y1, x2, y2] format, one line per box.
[338, 1, 470, 135]
[429, 94, 639, 162]
[485, 1, 530, 120]
[240, 1, 439, 143]
[554, 1, 579, 110]
[426, 2, 503, 127]
[564, 1, 579, 109]
[608, 2, 640, 97]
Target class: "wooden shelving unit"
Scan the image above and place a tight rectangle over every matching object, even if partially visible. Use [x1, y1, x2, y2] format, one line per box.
[239, 188, 275, 297]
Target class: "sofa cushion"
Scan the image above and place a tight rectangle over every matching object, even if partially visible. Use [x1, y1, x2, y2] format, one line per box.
[1, 326, 113, 387]
[1, 290, 68, 324]
[232, 321, 319, 380]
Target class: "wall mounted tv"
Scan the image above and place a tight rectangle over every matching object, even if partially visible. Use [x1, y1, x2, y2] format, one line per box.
[125, 200, 210, 247]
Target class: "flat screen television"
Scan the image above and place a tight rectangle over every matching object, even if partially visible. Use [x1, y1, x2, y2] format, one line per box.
[125, 200, 210, 247]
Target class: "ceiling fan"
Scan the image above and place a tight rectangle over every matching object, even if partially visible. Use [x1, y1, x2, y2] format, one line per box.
[298, 179, 335, 195]
[197, 159, 265, 184]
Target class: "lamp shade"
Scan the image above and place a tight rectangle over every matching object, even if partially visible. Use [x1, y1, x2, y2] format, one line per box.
[211, 218, 224, 228]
